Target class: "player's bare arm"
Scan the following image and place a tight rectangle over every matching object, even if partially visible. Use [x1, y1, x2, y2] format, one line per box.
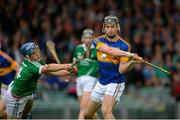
[41, 63, 73, 73]
[97, 44, 143, 62]
[47, 70, 71, 76]
[119, 53, 144, 74]
[47, 65, 77, 76]
[118, 60, 136, 74]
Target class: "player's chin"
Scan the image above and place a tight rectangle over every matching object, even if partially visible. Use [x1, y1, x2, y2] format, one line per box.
[34, 57, 41, 61]
[107, 34, 116, 38]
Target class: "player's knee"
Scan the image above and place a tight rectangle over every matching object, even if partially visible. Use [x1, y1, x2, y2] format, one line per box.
[7, 116, 21, 119]
[101, 107, 112, 117]
[0, 107, 6, 118]
[22, 112, 32, 119]
[0, 111, 6, 118]
[83, 111, 94, 119]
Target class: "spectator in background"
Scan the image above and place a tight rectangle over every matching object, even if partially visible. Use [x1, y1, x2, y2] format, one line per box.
[142, 56, 160, 87]
[172, 59, 180, 102]
[41, 75, 68, 90]
[126, 64, 145, 90]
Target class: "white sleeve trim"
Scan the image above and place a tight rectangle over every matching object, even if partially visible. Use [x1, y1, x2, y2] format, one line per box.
[39, 64, 47, 74]
[39, 66, 43, 74]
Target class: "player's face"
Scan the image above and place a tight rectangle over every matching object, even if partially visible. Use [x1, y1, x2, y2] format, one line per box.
[104, 23, 118, 38]
[29, 48, 41, 61]
[82, 36, 93, 46]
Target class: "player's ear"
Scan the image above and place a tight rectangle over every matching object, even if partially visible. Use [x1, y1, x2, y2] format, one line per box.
[102, 24, 105, 33]
[117, 24, 120, 32]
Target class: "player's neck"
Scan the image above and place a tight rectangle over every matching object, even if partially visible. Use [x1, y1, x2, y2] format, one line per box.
[106, 35, 119, 42]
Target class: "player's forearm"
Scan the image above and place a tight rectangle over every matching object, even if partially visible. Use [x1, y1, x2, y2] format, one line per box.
[48, 70, 70, 76]
[42, 63, 71, 73]
[119, 61, 135, 74]
[98, 46, 132, 57]
[107, 47, 132, 57]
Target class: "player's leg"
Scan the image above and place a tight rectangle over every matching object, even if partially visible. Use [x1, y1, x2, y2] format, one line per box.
[101, 95, 116, 119]
[0, 83, 5, 118]
[0, 84, 8, 118]
[76, 76, 84, 119]
[83, 98, 101, 119]
[101, 82, 125, 119]
[78, 91, 91, 119]
[83, 81, 104, 119]
[0, 99, 7, 118]
[22, 99, 33, 119]
[78, 76, 98, 119]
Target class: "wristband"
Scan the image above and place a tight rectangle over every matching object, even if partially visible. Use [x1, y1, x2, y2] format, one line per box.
[126, 52, 133, 57]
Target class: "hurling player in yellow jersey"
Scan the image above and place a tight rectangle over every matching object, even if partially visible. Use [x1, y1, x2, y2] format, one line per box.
[83, 15, 144, 119]
[4, 42, 77, 119]
[0, 50, 19, 118]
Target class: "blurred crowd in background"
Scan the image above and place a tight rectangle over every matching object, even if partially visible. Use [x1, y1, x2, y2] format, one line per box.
[0, 0, 179, 102]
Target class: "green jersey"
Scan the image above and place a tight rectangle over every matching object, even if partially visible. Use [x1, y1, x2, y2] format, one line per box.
[11, 59, 46, 97]
[73, 44, 98, 77]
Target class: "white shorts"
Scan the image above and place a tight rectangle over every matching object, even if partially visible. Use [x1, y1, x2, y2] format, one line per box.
[1, 81, 14, 99]
[76, 75, 98, 96]
[4, 84, 34, 118]
[90, 81, 125, 103]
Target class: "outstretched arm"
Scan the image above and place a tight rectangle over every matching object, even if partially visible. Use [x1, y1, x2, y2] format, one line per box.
[47, 70, 71, 76]
[41, 63, 72, 73]
[41, 63, 77, 76]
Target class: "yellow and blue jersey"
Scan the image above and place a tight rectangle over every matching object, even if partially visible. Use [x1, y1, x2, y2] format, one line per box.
[0, 50, 18, 85]
[93, 35, 130, 85]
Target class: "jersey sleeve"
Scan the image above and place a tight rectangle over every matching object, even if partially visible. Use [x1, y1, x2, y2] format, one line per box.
[73, 47, 78, 59]
[29, 61, 44, 74]
[93, 37, 106, 50]
[73, 46, 81, 63]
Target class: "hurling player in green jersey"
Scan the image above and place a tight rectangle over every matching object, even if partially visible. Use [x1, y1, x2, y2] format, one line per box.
[73, 29, 99, 119]
[4, 42, 77, 119]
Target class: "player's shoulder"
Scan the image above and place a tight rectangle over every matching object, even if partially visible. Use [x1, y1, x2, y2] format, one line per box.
[76, 44, 84, 50]
[96, 35, 108, 40]
[93, 35, 107, 44]
[118, 36, 130, 46]
[97, 35, 107, 39]
[23, 59, 42, 68]
[0, 50, 14, 62]
[76, 44, 83, 48]
[117, 36, 131, 51]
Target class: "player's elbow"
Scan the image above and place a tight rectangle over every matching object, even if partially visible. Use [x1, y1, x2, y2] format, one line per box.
[119, 68, 125, 74]
[105, 48, 117, 56]
[41, 65, 48, 74]
[119, 66, 128, 74]
[98, 46, 116, 56]
[41, 64, 53, 73]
